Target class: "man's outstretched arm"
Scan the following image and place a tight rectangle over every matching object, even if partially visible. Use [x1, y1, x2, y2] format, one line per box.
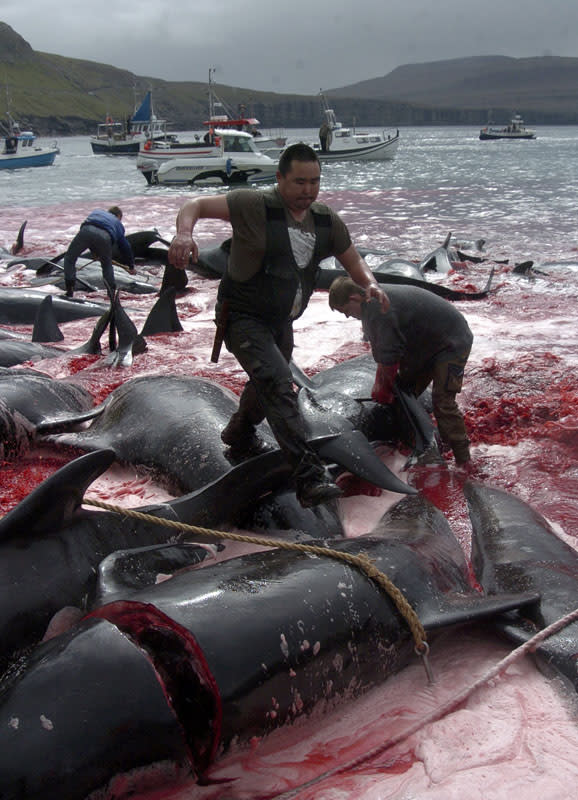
[168, 196, 231, 268]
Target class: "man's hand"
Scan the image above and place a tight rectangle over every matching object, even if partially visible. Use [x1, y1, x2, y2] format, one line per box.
[371, 362, 399, 405]
[168, 233, 198, 270]
[365, 283, 390, 311]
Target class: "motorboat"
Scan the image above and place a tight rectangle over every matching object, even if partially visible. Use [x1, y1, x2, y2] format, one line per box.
[90, 91, 173, 155]
[311, 94, 400, 162]
[136, 135, 219, 183]
[0, 114, 59, 170]
[149, 129, 278, 186]
[479, 114, 536, 141]
[137, 128, 278, 185]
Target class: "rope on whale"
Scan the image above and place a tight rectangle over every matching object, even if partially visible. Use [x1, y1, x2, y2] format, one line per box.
[83, 496, 431, 668]
[82, 499, 578, 797]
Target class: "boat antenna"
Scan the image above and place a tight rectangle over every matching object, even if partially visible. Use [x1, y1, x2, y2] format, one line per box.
[208, 67, 216, 120]
[207, 67, 237, 122]
[2, 82, 17, 137]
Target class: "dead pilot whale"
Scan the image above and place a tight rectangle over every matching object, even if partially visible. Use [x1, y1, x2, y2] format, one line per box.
[291, 353, 438, 457]
[30, 262, 158, 295]
[0, 287, 111, 325]
[0, 492, 539, 800]
[0, 290, 180, 369]
[0, 439, 347, 669]
[39, 373, 416, 496]
[38, 375, 268, 493]
[466, 480, 578, 692]
[0, 367, 94, 459]
[0, 295, 109, 367]
[188, 237, 495, 301]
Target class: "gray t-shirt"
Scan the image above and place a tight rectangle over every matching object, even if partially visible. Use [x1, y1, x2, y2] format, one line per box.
[225, 187, 351, 282]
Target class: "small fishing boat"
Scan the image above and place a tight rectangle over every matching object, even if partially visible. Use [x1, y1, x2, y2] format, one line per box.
[90, 91, 171, 156]
[311, 94, 400, 162]
[0, 115, 59, 170]
[479, 114, 536, 141]
[150, 129, 278, 186]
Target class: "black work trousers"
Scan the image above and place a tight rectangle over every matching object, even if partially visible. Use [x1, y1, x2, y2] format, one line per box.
[223, 312, 323, 477]
[63, 224, 116, 293]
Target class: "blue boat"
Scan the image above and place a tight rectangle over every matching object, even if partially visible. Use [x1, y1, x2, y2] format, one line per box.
[0, 116, 59, 170]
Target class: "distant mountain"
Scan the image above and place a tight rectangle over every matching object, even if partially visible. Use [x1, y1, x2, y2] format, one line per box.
[1, 23, 577, 135]
[329, 56, 578, 121]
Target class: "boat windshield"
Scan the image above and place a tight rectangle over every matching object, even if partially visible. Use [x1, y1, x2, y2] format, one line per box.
[222, 134, 257, 153]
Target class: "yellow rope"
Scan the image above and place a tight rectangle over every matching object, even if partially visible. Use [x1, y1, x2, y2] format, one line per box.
[83, 497, 428, 651]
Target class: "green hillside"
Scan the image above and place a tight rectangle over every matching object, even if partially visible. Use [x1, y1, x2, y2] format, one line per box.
[0, 22, 332, 135]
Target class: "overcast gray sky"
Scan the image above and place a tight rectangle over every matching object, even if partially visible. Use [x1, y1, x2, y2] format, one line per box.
[2, 0, 577, 95]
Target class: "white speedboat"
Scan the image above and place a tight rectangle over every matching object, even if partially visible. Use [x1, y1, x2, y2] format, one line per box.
[146, 129, 278, 186]
[479, 114, 536, 141]
[0, 115, 59, 170]
[310, 94, 400, 162]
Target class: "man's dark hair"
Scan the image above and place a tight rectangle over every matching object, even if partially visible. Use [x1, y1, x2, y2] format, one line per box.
[277, 142, 320, 176]
[107, 206, 123, 219]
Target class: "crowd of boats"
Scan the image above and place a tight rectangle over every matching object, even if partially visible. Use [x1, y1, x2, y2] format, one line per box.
[88, 82, 401, 186]
[1, 73, 401, 182]
[2, 75, 538, 180]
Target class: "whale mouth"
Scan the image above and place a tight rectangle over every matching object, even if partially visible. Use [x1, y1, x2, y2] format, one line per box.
[89, 600, 222, 776]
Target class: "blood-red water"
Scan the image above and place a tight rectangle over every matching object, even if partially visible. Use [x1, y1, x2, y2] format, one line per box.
[2, 194, 578, 799]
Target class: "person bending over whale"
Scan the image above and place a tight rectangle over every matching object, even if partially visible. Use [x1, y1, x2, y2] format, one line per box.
[168, 143, 389, 508]
[63, 206, 135, 298]
[328, 276, 473, 465]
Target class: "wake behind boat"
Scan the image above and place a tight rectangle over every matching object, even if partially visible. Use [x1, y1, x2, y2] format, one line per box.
[479, 114, 537, 141]
[312, 94, 399, 161]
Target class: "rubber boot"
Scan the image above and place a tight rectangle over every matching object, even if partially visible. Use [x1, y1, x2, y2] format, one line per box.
[293, 453, 342, 508]
[451, 439, 471, 465]
[65, 280, 75, 298]
[221, 413, 272, 459]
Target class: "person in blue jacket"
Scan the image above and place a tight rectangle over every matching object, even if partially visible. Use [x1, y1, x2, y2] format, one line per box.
[63, 206, 135, 298]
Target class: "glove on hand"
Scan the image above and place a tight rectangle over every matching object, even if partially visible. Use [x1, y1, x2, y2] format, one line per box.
[371, 362, 399, 405]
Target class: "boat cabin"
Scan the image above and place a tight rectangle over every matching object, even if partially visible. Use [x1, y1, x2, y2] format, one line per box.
[94, 121, 130, 142]
[219, 130, 262, 153]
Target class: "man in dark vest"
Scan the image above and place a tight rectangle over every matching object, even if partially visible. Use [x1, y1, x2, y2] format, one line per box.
[168, 143, 389, 508]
